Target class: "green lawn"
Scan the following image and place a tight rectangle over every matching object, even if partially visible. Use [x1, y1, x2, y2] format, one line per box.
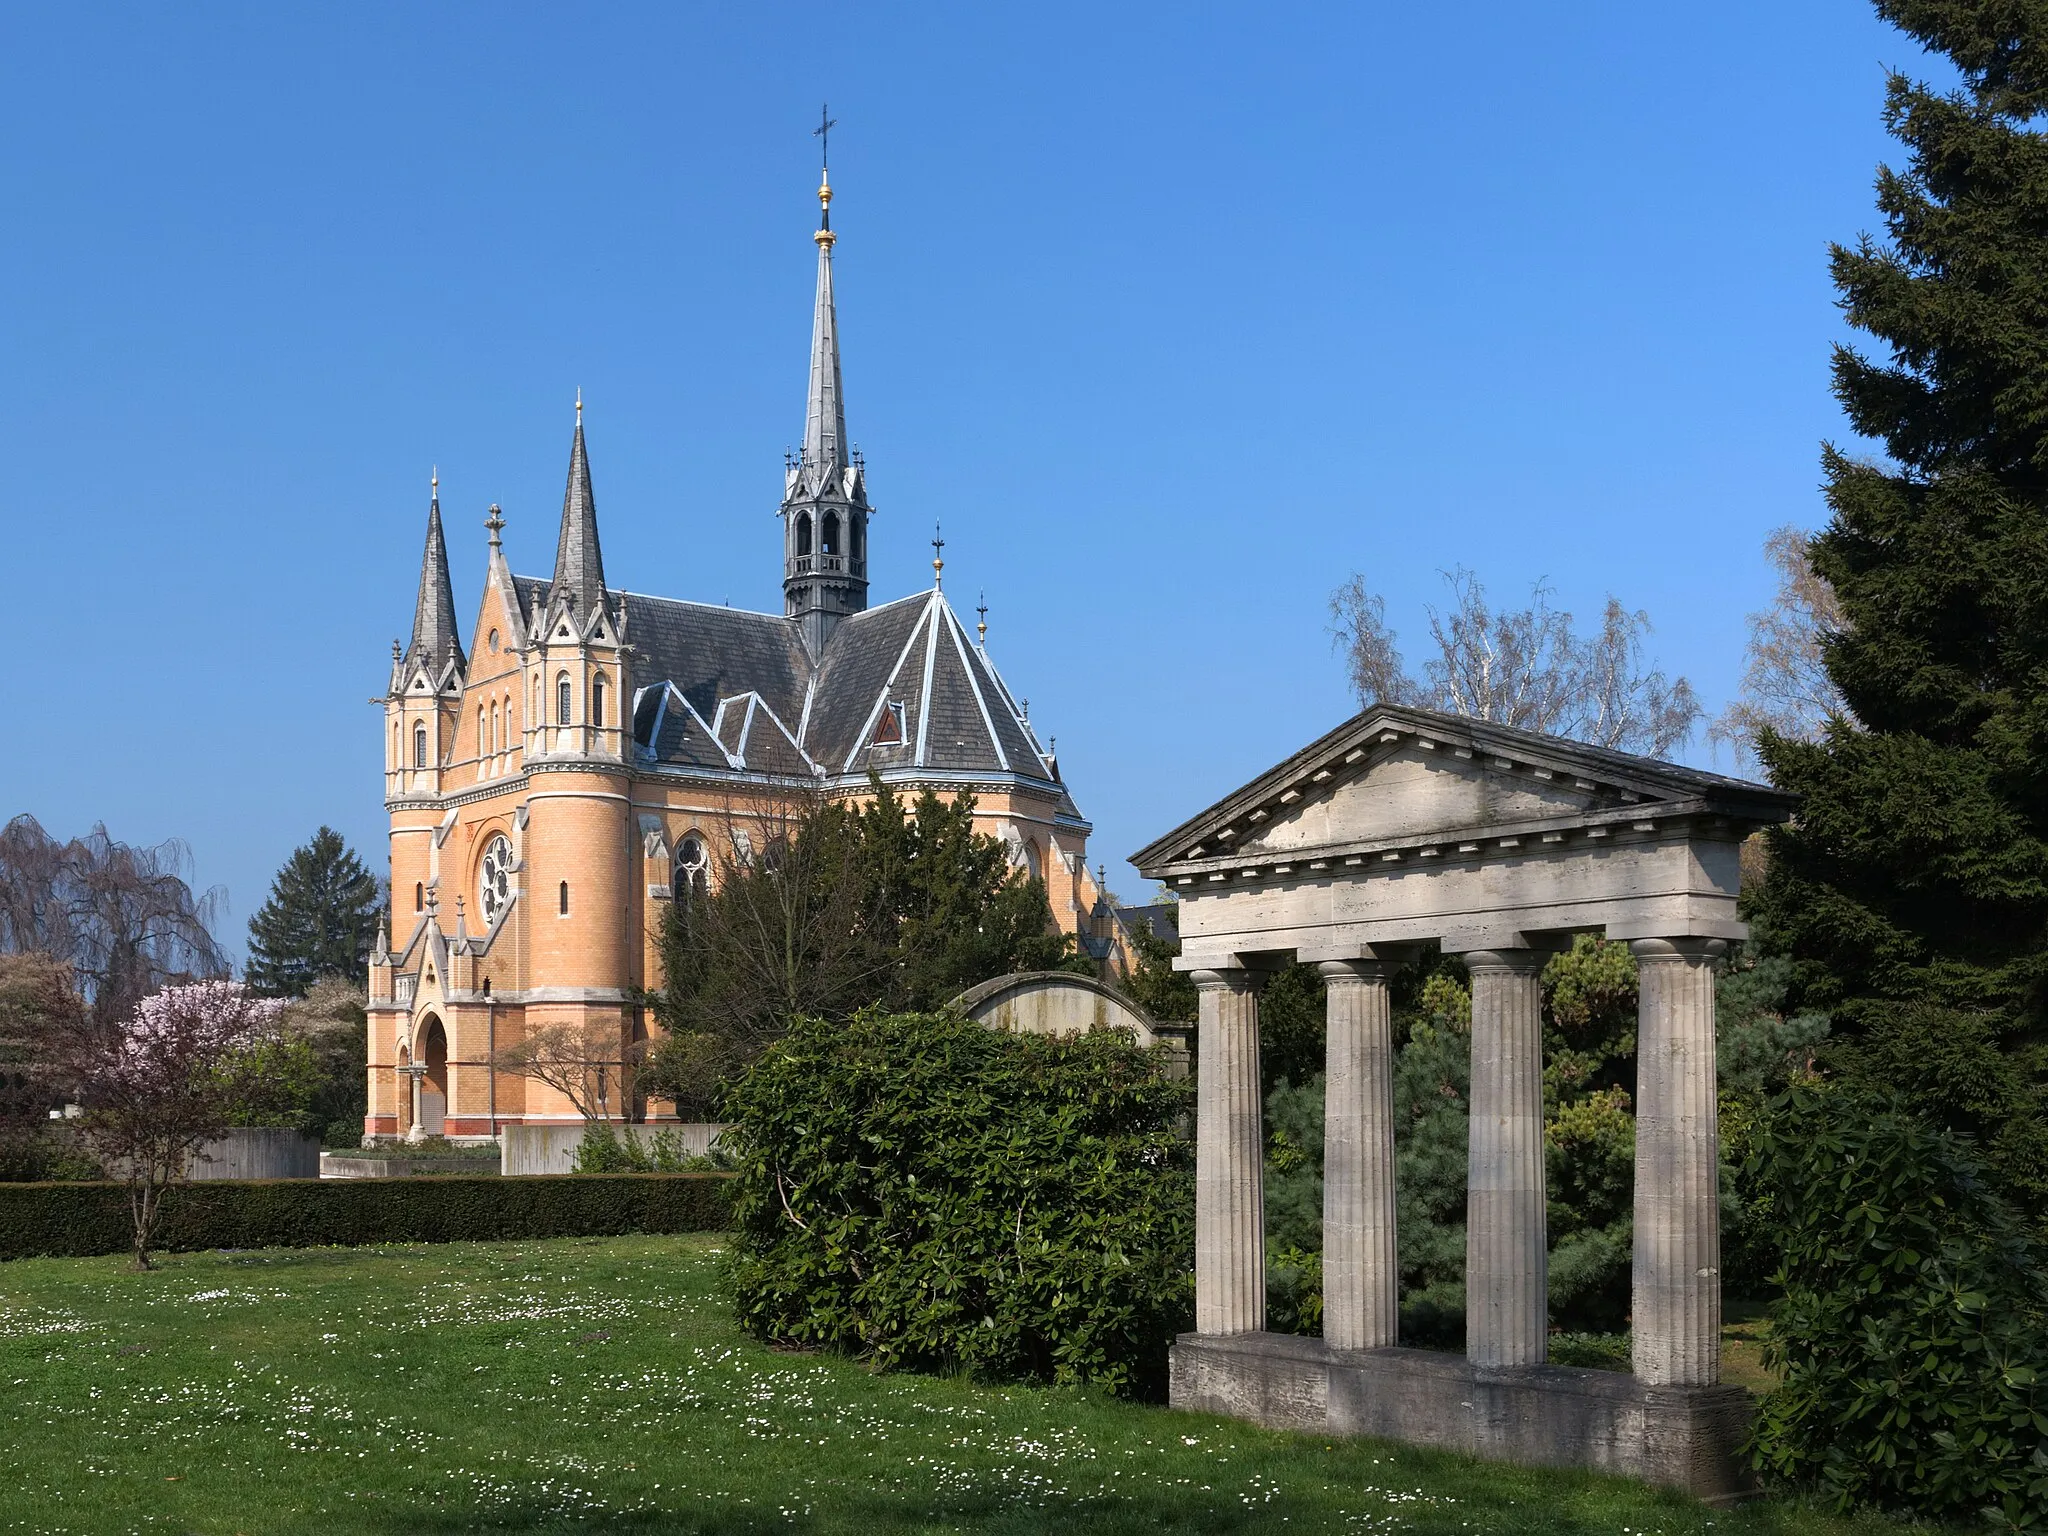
[0, 1234, 1926, 1535]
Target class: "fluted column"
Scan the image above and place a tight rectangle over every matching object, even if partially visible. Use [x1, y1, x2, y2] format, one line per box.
[1463, 948, 1548, 1368]
[1193, 967, 1264, 1335]
[1320, 959, 1398, 1351]
[1630, 938, 1727, 1385]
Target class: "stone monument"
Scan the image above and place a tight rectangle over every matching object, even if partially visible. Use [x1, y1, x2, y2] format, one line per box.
[1131, 703, 1794, 1502]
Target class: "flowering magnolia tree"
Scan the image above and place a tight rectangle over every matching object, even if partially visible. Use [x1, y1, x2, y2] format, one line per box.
[55, 981, 291, 1269]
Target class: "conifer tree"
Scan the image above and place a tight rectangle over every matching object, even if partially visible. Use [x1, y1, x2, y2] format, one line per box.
[244, 828, 382, 997]
[1758, 0, 2048, 1215]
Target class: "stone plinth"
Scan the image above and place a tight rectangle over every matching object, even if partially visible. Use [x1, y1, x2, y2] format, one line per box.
[1169, 1333, 1755, 1505]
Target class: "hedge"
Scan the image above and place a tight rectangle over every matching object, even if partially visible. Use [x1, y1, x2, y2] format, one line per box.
[0, 1173, 732, 1261]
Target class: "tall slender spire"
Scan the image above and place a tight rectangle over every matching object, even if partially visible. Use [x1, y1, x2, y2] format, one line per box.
[804, 170, 847, 473]
[548, 396, 609, 623]
[781, 125, 871, 656]
[403, 470, 465, 682]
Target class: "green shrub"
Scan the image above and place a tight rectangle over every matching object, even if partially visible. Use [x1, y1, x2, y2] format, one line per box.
[1745, 1083, 2048, 1526]
[0, 1173, 730, 1261]
[723, 1009, 1193, 1399]
[572, 1122, 728, 1173]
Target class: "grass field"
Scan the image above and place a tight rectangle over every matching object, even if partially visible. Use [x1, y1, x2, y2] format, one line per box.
[0, 1234, 1932, 1535]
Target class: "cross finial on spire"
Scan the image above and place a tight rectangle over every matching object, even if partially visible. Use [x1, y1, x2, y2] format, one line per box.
[485, 503, 505, 548]
[932, 522, 945, 588]
[814, 103, 836, 168]
[977, 591, 988, 645]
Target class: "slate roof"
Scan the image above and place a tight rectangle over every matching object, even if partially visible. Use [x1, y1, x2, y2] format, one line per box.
[508, 576, 1071, 804]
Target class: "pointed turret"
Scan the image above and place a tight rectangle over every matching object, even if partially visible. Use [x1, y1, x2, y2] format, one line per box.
[402, 472, 466, 685]
[781, 148, 872, 655]
[547, 396, 610, 627]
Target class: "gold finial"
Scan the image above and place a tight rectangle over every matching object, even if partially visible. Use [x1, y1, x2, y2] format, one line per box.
[977, 592, 988, 644]
[431, 466, 439, 498]
[575, 387, 583, 422]
[813, 105, 838, 246]
[932, 523, 945, 589]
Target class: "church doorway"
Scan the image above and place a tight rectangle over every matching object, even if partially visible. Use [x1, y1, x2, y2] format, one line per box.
[419, 1016, 448, 1137]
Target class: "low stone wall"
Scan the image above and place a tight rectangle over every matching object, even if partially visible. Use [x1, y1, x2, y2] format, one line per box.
[1169, 1333, 1754, 1504]
[321, 1153, 500, 1179]
[187, 1128, 321, 1181]
[501, 1122, 729, 1176]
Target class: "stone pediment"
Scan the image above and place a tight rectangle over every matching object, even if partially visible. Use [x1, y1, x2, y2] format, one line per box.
[1132, 705, 1792, 882]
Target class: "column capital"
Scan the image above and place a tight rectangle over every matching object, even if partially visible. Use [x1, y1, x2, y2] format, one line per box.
[1189, 967, 1257, 995]
[1458, 948, 1548, 977]
[1627, 937, 1729, 964]
[1317, 958, 1397, 985]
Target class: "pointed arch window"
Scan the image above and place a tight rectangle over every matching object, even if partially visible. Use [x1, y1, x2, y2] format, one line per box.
[557, 674, 572, 726]
[558, 880, 570, 916]
[795, 513, 812, 558]
[413, 723, 428, 768]
[822, 512, 840, 556]
[851, 514, 866, 565]
[592, 674, 607, 728]
[673, 833, 709, 898]
[414, 881, 424, 913]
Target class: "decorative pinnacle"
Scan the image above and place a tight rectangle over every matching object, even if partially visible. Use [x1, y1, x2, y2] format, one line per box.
[976, 591, 988, 644]
[392, 638, 402, 663]
[431, 466, 439, 501]
[931, 522, 945, 588]
[485, 502, 505, 547]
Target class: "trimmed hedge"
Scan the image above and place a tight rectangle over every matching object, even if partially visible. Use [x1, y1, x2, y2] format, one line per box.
[0, 1173, 732, 1261]
[725, 1009, 1194, 1400]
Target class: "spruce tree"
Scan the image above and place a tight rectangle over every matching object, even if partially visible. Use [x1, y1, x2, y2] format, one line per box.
[1757, 0, 2048, 1215]
[244, 828, 382, 997]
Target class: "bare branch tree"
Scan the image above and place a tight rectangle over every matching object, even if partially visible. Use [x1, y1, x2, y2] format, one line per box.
[0, 816, 229, 1024]
[1709, 526, 1848, 765]
[1332, 568, 1701, 758]
[490, 1018, 642, 1125]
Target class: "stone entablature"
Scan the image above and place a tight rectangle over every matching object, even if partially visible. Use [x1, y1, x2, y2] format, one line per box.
[1132, 703, 1795, 1500]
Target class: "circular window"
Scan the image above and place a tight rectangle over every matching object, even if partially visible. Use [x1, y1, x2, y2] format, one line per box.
[478, 835, 515, 926]
[674, 834, 708, 896]
[488, 628, 500, 653]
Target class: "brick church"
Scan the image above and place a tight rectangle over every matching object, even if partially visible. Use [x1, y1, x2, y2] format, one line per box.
[365, 163, 1105, 1141]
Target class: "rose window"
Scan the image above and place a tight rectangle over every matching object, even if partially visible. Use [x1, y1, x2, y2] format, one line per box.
[478, 836, 515, 926]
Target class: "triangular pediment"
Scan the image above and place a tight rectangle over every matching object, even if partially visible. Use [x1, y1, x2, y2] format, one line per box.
[1131, 704, 1794, 877]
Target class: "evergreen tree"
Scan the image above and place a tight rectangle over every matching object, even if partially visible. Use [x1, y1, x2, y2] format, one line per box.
[1757, 0, 2048, 1215]
[244, 828, 382, 997]
[642, 780, 1084, 1111]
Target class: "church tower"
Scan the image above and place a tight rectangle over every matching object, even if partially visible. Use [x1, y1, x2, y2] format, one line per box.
[780, 152, 871, 655]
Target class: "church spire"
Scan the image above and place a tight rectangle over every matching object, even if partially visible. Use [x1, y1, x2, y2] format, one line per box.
[403, 469, 465, 682]
[548, 393, 609, 623]
[804, 167, 847, 473]
[781, 114, 871, 657]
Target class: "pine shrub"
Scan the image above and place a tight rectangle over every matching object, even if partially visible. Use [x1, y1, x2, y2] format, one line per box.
[722, 1010, 1193, 1399]
[1746, 1084, 2048, 1526]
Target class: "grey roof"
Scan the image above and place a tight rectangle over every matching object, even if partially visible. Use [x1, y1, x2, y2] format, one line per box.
[547, 418, 608, 623]
[510, 574, 1070, 801]
[403, 492, 465, 683]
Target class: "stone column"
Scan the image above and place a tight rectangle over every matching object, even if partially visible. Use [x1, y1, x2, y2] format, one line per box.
[1463, 948, 1548, 1368]
[1193, 967, 1264, 1335]
[1320, 959, 1398, 1351]
[1630, 938, 1727, 1386]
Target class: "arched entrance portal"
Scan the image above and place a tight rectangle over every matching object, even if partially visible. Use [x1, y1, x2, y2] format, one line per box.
[418, 1016, 448, 1137]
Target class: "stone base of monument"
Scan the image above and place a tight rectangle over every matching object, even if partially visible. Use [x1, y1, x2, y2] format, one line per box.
[1169, 1332, 1755, 1505]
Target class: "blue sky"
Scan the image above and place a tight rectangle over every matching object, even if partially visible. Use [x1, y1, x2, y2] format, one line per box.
[0, 2, 1927, 953]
